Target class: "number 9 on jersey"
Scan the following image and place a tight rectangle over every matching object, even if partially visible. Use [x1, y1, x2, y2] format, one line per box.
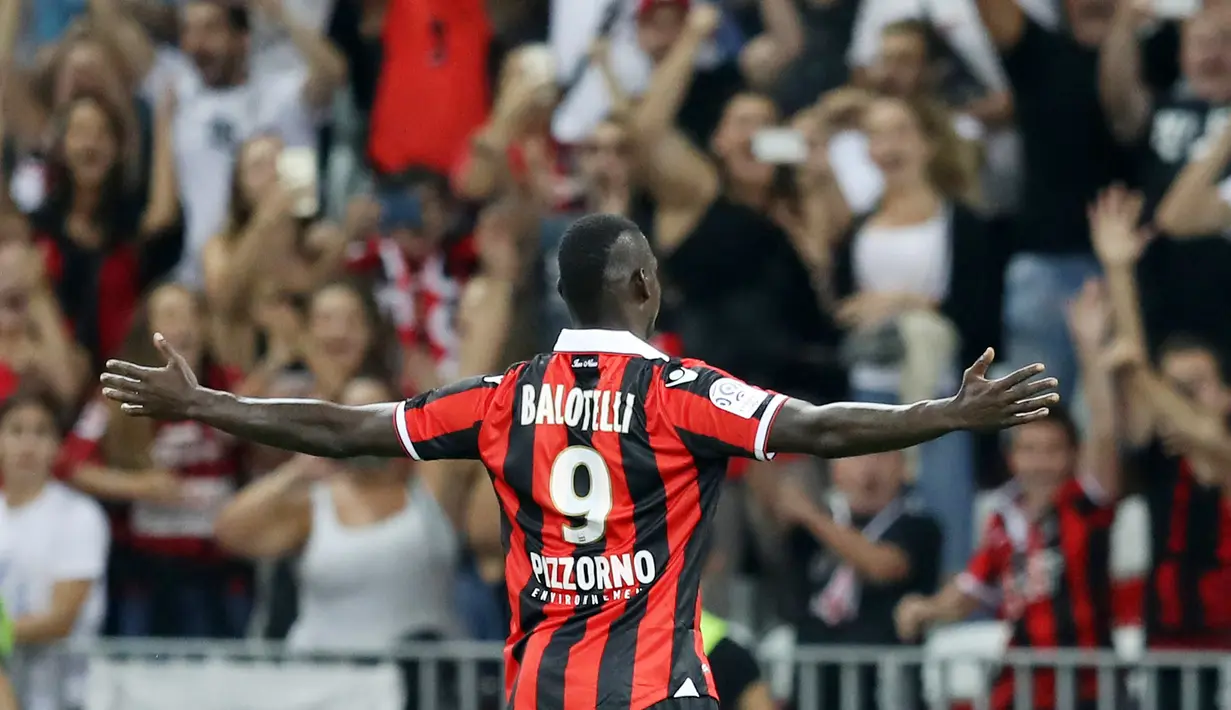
[549, 446, 613, 545]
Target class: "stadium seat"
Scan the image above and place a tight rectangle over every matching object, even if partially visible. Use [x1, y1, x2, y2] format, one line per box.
[921, 621, 1011, 710]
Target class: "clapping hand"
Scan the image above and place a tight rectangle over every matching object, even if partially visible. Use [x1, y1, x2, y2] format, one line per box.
[1066, 279, 1112, 354]
[945, 349, 1060, 429]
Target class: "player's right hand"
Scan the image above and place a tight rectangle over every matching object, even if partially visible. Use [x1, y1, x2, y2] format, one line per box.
[946, 348, 1059, 430]
[894, 594, 931, 642]
[101, 333, 201, 420]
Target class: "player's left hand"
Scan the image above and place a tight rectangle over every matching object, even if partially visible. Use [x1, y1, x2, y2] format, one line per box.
[946, 348, 1060, 430]
[101, 333, 201, 419]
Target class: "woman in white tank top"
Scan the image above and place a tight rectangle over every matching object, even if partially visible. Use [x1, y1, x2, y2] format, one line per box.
[214, 377, 466, 650]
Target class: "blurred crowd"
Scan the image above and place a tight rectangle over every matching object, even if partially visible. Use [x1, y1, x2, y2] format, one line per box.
[0, 0, 1230, 709]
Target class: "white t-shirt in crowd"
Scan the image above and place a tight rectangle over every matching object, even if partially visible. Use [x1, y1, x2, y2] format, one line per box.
[0, 482, 109, 710]
[170, 63, 323, 287]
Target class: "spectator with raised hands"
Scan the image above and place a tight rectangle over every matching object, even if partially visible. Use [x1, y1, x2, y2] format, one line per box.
[895, 282, 1123, 710]
[627, 2, 836, 400]
[0, 388, 109, 710]
[1148, 100, 1231, 360]
[806, 88, 1001, 574]
[56, 283, 250, 638]
[0, 240, 86, 405]
[973, 0, 1131, 406]
[1090, 184, 1231, 710]
[166, 0, 346, 287]
[1101, 0, 1231, 206]
[29, 84, 182, 367]
[202, 134, 349, 372]
[455, 45, 560, 205]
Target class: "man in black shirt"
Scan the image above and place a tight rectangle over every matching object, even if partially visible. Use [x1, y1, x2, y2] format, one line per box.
[775, 451, 942, 710]
[973, 0, 1132, 405]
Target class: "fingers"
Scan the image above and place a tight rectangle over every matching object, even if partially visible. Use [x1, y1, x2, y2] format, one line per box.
[104, 359, 159, 380]
[964, 348, 995, 379]
[1006, 393, 1061, 415]
[994, 362, 1045, 389]
[1005, 377, 1060, 401]
[153, 332, 192, 376]
[1006, 408, 1052, 425]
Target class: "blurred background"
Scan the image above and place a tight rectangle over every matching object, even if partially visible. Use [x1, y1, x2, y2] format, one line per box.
[0, 0, 1230, 708]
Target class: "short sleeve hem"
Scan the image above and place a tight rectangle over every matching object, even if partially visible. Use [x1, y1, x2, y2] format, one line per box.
[393, 401, 422, 460]
[754, 394, 788, 461]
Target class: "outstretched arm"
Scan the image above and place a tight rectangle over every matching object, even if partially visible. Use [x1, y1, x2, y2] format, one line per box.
[767, 349, 1058, 458]
[101, 334, 498, 460]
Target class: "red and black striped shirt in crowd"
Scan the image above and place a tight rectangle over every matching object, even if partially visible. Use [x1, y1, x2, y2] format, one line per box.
[391, 328, 787, 710]
[1138, 443, 1231, 649]
[56, 366, 244, 558]
[957, 476, 1115, 710]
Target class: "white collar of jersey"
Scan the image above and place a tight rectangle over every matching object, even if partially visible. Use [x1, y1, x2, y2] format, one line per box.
[552, 329, 670, 361]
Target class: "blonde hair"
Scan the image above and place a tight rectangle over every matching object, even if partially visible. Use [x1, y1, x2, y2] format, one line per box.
[907, 97, 981, 205]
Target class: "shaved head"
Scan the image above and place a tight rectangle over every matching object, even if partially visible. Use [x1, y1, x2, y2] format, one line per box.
[556, 213, 661, 337]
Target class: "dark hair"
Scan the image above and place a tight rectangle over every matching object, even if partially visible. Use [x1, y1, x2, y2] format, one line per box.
[183, 0, 249, 32]
[308, 277, 396, 386]
[39, 93, 135, 247]
[0, 385, 67, 439]
[1159, 332, 1230, 382]
[556, 213, 642, 323]
[1009, 404, 1080, 449]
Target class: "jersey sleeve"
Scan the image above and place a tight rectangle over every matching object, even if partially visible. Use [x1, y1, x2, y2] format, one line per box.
[657, 361, 788, 462]
[392, 375, 501, 461]
[955, 516, 1009, 609]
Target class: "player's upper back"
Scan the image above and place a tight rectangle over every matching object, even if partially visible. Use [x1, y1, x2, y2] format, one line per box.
[392, 328, 786, 474]
[483, 329, 786, 472]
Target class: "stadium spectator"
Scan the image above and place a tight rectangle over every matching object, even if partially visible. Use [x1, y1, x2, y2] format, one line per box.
[454, 45, 560, 205]
[344, 172, 476, 393]
[775, 451, 941, 710]
[30, 88, 181, 367]
[628, 2, 838, 401]
[0, 388, 109, 710]
[1144, 90, 1231, 362]
[166, 0, 345, 287]
[56, 283, 249, 638]
[0, 240, 85, 405]
[974, 0, 1131, 406]
[1091, 185, 1231, 710]
[894, 272, 1125, 710]
[202, 135, 349, 371]
[811, 91, 997, 573]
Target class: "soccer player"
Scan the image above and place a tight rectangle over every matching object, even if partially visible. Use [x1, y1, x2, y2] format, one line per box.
[100, 214, 1058, 710]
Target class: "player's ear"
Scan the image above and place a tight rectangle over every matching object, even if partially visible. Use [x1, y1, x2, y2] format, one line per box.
[632, 268, 651, 302]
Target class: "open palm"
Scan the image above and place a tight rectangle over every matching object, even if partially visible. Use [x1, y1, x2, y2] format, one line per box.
[100, 333, 199, 419]
[948, 348, 1060, 430]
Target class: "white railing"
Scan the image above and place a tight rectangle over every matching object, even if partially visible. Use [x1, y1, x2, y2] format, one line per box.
[5, 638, 1231, 710]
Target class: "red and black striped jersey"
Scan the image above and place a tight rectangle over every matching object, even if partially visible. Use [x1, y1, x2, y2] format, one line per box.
[1136, 443, 1231, 649]
[957, 475, 1115, 710]
[391, 329, 787, 710]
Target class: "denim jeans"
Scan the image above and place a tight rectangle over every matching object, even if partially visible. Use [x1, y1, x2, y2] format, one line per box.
[1001, 252, 1101, 405]
[852, 387, 975, 578]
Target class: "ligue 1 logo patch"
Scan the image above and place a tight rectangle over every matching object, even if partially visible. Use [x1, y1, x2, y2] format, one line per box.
[708, 378, 767, 419]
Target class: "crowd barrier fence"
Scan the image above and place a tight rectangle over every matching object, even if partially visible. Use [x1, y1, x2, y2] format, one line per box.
[4, 639, 1230, 710]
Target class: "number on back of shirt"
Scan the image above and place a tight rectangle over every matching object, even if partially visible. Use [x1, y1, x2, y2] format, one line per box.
[549, 446, 613, 545]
